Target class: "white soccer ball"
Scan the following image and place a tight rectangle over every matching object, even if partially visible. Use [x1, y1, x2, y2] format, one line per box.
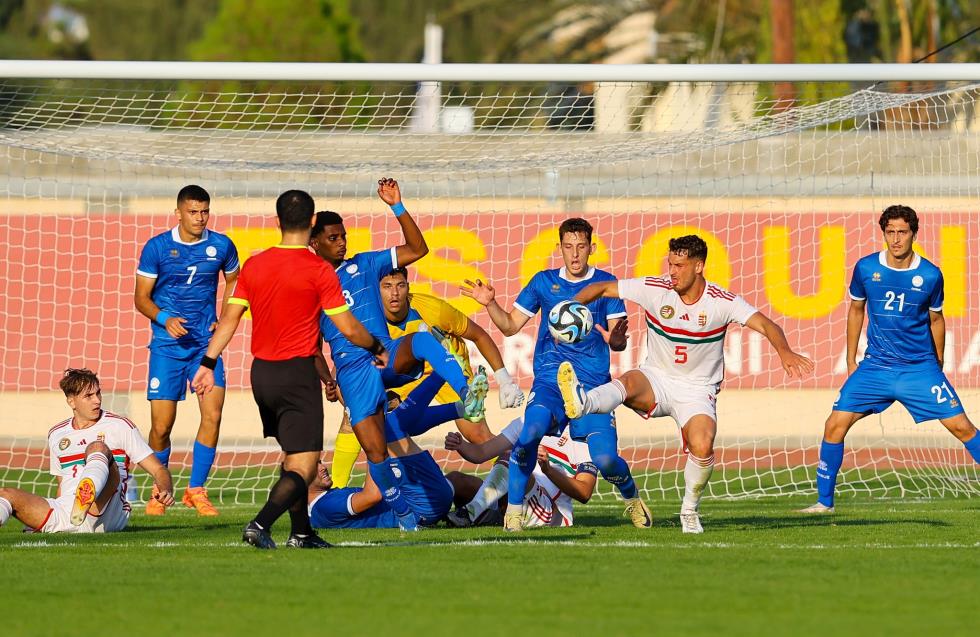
[547, 300, 594, 344]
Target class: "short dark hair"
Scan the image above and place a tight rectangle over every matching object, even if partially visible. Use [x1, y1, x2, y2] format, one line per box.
[558, 218, 593, 243]
[311, 210, 344, 238]
[276, 190, 316, 232]
[59, 368, 99, 397]
[669, 235, 708, 262]
[177, 184, 210, 205]
[879, 205, 919, 235]
[382, 266, 408, 281]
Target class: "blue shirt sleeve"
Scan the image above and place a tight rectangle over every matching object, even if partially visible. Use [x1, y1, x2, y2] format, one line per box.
[848, 261, 866, 300]
[222, 237, 240, 274]
[136, 237, 160, 279]
[928, 269, 944, 311]
[606, 296, 627, 319]
[367, 248, 398, 281]
[514, 273, 541, 317]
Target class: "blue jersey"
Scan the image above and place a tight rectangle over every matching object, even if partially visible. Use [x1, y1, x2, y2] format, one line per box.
[849, 251, 944, 368]
[136, 227, 239, 355]
[319, 248, 397, 370]
[514, 267, 627, 387]
[308, 487, 398, 529]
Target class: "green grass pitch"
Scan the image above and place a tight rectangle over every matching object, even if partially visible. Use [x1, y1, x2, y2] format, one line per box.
[2, 495, 977, 637]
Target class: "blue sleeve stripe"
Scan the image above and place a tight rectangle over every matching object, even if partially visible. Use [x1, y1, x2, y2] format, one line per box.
[513, 302, 535, 317]
[136, 269, 158, 279]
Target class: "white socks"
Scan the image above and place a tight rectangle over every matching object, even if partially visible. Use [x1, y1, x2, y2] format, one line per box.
[79, 451, 111, 497]
[466, 462, 509, 519]
[0, 496, 11, 526]
[585, 380, 627, 414]
[681, 453, 715, 513]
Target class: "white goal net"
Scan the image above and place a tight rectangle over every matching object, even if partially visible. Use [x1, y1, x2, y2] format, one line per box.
[1, 64, 978, 504]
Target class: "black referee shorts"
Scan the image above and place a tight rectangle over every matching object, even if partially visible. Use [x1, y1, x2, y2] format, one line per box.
[250, 356, 323, 453]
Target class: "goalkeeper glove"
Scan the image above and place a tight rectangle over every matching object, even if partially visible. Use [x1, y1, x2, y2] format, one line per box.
[494, 368, 525, 409]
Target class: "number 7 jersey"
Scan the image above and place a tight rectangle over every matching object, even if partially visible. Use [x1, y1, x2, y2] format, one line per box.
[618, 277, 757, 387]
[848, 251, 944, 367]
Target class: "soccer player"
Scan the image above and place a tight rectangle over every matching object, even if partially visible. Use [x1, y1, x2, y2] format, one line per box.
[461, 217, 647, 532]
[800, 205, 980, 513]
[558, 234, 814, 533]
[443, 419, 597, 528]
[310, 179, 488, 493]
[0, 368, 175, 533]
[134, 184, 239, 517]
[308, 373, 459, 529]
[328, 265, 524, 488]
[192, 189, 393, 549]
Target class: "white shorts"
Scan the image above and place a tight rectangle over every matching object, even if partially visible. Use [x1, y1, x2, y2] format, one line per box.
[40, 488, 131, 534]
[635, 364, 719, 428]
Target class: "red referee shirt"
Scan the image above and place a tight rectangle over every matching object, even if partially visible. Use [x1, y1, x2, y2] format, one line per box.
[228, 245, 348, 361]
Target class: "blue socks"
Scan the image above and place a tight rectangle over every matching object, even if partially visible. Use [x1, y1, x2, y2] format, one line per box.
[816, 440, 845, 507]
[368, 459, 417, 527]
[410, 332, 469, 401]
[153, 447, 172, 467]
[587, 429, 638, 500]
[964, 431, 980, 464]
[506, 406, 551, 506]
[189, 441, 217, 489]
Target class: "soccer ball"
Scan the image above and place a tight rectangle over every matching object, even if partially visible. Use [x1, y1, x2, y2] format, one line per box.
[547, 300, 594, 344]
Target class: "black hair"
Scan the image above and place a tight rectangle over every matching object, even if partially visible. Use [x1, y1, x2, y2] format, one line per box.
[558, 217, 593, 243]
[311, 210, 344, 238]
[668, 235, 708, 262]
[276, 190, 316, 232]
[177, 184, 210, 205]
[382, 266, 409, 281]
[879, 205, 919, 235]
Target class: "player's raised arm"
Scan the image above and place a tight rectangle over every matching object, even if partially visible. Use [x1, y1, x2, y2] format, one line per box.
[460, 278, 531, 337]
[573, 280, 620, 305]
[744, 312, 814, 378]
[378, 177, 429, 267]
[445, 430, 514, 465]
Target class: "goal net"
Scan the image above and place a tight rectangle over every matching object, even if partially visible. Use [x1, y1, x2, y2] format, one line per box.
[1, 64, 978, 504]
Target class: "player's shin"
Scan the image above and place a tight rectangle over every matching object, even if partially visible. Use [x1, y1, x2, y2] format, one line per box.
[585, 380, 628, 415]
[816, 440, 845, 507]
[188, 441, 216, 489]
[466, 461, 509, 519]
[411, 332, 469, 396]
[963, 431, 980, 465]
[253, 470, 306, 531]
[153, 446, 172, 467]
[331, 433, 362, 489]
[589, 433, 638, 500]
[367, 459, 418, 531]
[680, 453, 715, 513]
[71, 451, 111, 525]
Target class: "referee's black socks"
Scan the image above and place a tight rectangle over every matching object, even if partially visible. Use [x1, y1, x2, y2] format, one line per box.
[254, 470, 307, 532]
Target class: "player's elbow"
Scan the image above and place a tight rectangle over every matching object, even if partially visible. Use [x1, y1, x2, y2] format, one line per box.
[573, 491, 592, 504]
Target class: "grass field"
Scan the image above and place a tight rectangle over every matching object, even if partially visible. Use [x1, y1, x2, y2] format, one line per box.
[2, 495, 977, 637]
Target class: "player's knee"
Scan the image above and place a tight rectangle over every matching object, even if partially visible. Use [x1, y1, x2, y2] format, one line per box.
[85, 440, 111, 458]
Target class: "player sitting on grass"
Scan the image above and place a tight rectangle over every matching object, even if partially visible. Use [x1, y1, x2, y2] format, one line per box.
[0, 368, 175, 534]
[558, 234, 813, 533]
[443, 418, 597, 528]
[308, 373, 463, 529]
[462, 217, 646, 532]
[800, 205, 980, 514]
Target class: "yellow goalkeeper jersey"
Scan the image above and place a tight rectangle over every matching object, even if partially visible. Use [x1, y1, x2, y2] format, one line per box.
[387, 293, 473, 404]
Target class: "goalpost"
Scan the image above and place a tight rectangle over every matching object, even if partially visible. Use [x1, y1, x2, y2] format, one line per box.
[1, 61, 979, 504]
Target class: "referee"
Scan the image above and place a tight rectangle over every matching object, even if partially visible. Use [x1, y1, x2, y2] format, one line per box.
[192, 189, 388, 549]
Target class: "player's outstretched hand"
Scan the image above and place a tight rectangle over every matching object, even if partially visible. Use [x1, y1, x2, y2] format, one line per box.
[154, 487, 176, 507]
[595, 319, 630, 351]
[461, 279, 495, 306]
[780, 350, 815, 378]
[191, 367, 215, 395]
[377, 177, 401, 205]
[165, 316, 189, 338]
[323, 378, 340, 402]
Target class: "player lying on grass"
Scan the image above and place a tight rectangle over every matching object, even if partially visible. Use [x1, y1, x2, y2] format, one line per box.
[443, 418, 597, 528]
[329, 265, 523, 488]
[0, 368, 174, 533]
[462, 217, 647, 532]
[800, 205, 980, 514]
[558, 234, 813, 533]
[308, 373, 464, 529]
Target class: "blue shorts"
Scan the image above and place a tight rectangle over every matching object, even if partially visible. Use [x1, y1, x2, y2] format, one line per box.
[526, 379, 615, 439]
[308, 487, 398, 529]
[147, 348, 225, 401]
[380, 336, 425, 389]
[834, 361, 965, 424]
[336, 361, 386, 427]
[392, 452, 454, 526]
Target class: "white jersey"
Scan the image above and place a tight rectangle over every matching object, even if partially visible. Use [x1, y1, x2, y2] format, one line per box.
[47, 411, 154, 506]
[500, 420, 597, 527]
[619, 277, 757, 387]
